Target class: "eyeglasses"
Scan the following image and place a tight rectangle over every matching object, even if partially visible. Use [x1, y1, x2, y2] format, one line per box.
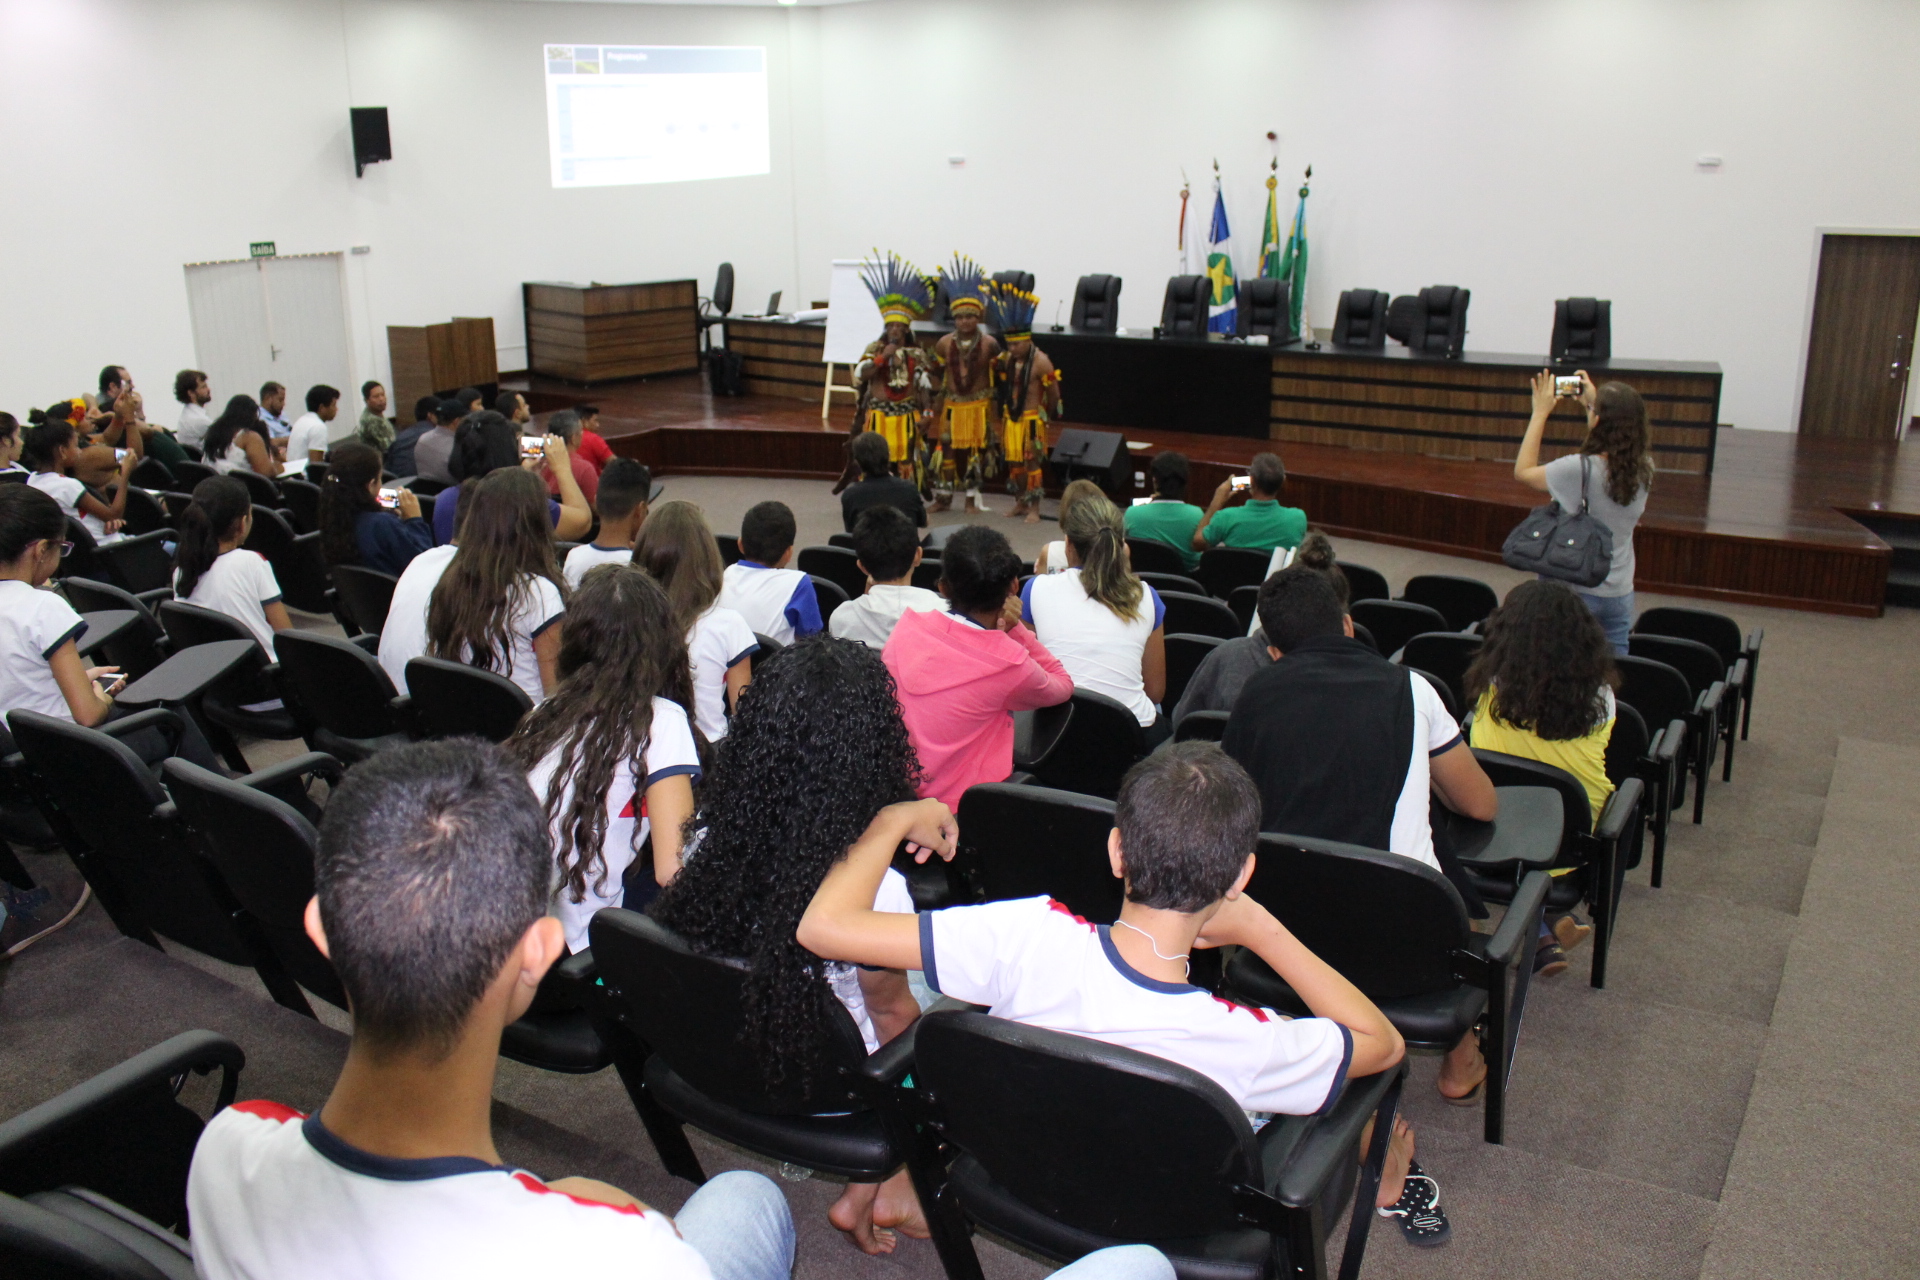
[56, 541, 73, 559]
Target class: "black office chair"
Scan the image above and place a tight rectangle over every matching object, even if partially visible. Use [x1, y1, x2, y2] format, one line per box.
[1348, 599, 1447, 660]
[1069, 274, 1122, 333]
[828, 532, 858, 551]
[1025, 689, 1145, 801]
[1124, 537, 1188, 576]
[1615, 655, 1717, 828]
[1350, 621, 1380, 654]
[1163, 633, 1225, 712]
[1384, 294, 1421, 346]
[330, 564, 399, 638]
[1223, 832, 1550, 1144]
[169, 460, 218, 490]
[991, 269, 1035, 293]
[956, 782, 1122, 922]
[1236, 275, 1294, 342]
[1630, 633, 1740, 782]
[241, 506, 331, 615]
[0, 1030, 242, 1280]
[1226, 584, 1259, 632]
[1159, 276, 1211, 338]
[1331, 289, 1387, 347]
[402, 656, 532, 743]
[1551, 297, 1611, 365]
[1338, 561, 1391, 603]
[1605, 702, 1683, 888]
[58, 578, 170, 678]
[272, 631, 412, 762]
[121, 486, 172, 537]
[909, 1010, 1405, 1280]
[1160, 591, 1240, 640]
[1634, 605, 1760, 743]
[716, 533, 742, 566]
[1399, 574, 1498, 632]
[1138, 570, 1206, 599]
[156, 601, 301, 756]
[277, 477, 322, 534]
[1198, 546, 1271, 601]
[697, 262, 734, 353]
[809, 575, 850, 625]
[228, 467, 281, 508]
[796, 545, 867, 602]
[1174, 709, 1229, 742]
[125, 456, 175, 493]
[1398, 632, 1482, 710]
[1404, 286, 1470, 357]
[71, 521, 172, 602]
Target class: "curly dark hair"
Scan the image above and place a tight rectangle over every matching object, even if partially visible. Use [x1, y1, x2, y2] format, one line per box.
[1583, 382, 1654, 508]
[650, 635, 922, 1086]
[317, 441, 383, 566]
[1463, 580, 1618, 741]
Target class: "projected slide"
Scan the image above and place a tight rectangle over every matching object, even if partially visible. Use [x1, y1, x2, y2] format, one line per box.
[545, 45, 770, 189]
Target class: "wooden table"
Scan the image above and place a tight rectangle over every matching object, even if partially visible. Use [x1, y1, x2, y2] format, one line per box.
[523, 281, 699, 384]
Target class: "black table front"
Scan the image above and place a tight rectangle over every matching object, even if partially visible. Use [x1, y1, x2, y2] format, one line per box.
[75, 610, 141, 659]
[116, 640, 259, 709]
[1028, 329, 1274, 440]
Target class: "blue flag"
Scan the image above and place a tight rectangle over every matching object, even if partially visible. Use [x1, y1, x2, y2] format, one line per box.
[1205, 178, 1237, 334]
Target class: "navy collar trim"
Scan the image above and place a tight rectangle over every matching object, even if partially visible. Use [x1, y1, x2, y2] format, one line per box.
[1097, 925, 1203, 995]
[302, 1114, 503, 1182]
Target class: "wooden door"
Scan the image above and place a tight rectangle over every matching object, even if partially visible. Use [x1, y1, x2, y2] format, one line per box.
[1799, 234, 1920, 439]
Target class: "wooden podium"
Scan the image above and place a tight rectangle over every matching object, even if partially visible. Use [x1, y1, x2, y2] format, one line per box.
[386, 317, 498, 413]
[522, 280, 699, 384]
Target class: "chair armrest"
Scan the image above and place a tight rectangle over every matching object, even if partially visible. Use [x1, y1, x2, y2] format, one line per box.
[95, 708, 183, 755]
[1727, 656, 1748, 693]
[1469, 748, 1578, 793]
[350, 633, 380, 655]
[1265, 1064, 1405, 1211]
[239, 752, 344, 794]
[548, 947, 598, 998]
[856, 997, 976, 1089]
[1655, 719, 1686, 764]
[1595, 777, 1644, 844]
[1481, 870, 1552, 969]
[0, 1030, 245, 1166]
[1695, 680, 1726, 719]
[134, 588, 173, 611]
[389, 695, 418, 736]
[1745, 627, 1763, 658]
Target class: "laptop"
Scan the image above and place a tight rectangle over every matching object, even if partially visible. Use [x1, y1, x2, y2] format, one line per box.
[765, 290, 782, 316]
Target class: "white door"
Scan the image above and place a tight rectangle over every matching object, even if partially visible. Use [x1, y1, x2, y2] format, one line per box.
[184, 253, 353, 433]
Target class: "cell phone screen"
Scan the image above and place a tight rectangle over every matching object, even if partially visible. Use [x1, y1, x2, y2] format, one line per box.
[1555, 376, 1582, 397]
[1230, 474, 1250, 492]
[520, 437, 546, 460]
[377, 488, 399, 509]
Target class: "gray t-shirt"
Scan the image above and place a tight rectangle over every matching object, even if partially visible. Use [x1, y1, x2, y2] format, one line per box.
[411, 427, 458, 485]
[1543, 453, 1646, 597]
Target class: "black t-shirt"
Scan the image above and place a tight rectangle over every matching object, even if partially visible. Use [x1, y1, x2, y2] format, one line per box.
[841, 475, 927, 533]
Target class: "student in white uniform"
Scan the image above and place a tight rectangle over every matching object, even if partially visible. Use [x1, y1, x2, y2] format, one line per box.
[561, 459, 652, 588]
[650, 637, 927, 1256]
[798, 743, 1448, 1248]
[1022, 494, 1168, 742]
[717, 500, 821, 644]
[507, 565, 702, 948]
[173, 369, 214, 449]
[828, 505, 943, 649]
[23, 419, 138, 543]
[633, 500, 755, 741]
[185, 739, 803, 1280]
[172, 476, 293, 655]
[284, 384, 339, 472]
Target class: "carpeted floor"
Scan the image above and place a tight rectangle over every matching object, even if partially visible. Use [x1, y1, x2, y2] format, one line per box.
[3, 473, 1916, 1280]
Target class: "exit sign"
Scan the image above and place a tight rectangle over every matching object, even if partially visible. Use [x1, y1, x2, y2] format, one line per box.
[249, 241, 277, 258]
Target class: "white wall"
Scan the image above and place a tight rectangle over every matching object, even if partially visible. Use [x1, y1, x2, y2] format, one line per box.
[5, 0, 1919, 433]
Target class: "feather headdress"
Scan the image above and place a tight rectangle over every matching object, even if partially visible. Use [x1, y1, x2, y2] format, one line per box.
[986, 280, 1039, 342]
[938, 254, 988, 318]
[861, 251, 935, 327]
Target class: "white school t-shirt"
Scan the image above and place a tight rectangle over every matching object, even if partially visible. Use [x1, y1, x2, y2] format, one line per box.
[828, 868, 917, 1052]
[1387, 672, 1466, 870]
[286, 412, 332, 465]
[562, 543, 632, 590]
[685, 602, 757, 741]
[1039, 539, 1068, 573]
[1022, 570, 1166, 727]
[529, 697, 703, 952]
[186, 1100, 714, 1280]
[718, 561, 814, 645]
[27, 471, 116, 542]
[176, 549, 283, 654]
[377, 554, 564, 704]
[828, 583, 945, 649]
[0, 580, 87, 720]
[922, 896, 1352, 1116]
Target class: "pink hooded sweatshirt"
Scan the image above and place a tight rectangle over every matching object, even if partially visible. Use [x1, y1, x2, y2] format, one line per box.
[883, 608, 1073, 810]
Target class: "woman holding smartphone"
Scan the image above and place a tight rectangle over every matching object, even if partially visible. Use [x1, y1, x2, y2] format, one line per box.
[317, 442, 431, 576]
[1514, 370, 1653, 655]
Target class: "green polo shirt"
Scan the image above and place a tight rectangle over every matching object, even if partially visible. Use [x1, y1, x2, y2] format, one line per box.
[1202, 498, 1307, 553]
[1124, 499, 1205, 571]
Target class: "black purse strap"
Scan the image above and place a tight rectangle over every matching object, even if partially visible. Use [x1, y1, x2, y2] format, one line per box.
[1579, 455, 1592, 515]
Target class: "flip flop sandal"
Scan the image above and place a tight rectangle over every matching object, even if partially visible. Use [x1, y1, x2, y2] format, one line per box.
[1534, 941, 1570, 976]
[1376, 1160, 1451, 1247]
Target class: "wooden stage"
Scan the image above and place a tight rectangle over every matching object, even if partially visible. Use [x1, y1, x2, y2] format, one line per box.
[519, 374, 1919, 617]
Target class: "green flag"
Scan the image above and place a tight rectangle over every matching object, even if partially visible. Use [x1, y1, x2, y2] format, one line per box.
[1259, 167, 1283, 279]
[1276, 169, 1310, 337]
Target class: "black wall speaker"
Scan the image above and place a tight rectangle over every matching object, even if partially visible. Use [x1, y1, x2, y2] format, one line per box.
[351, 107, 390, 177]
[1047, 427, 1132, 498]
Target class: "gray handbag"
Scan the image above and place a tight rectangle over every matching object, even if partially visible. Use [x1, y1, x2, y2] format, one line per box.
[1501, 456, 1614, 588]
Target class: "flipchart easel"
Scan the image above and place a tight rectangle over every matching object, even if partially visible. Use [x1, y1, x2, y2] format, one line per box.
[820, 258, 881, 418]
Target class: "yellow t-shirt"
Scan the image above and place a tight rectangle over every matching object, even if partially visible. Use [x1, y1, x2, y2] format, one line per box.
[1469, 687, 1616, 822]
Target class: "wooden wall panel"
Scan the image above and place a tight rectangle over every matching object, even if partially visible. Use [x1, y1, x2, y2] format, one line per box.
[726, 318, 845, 401]
[523, 280, 699, 382]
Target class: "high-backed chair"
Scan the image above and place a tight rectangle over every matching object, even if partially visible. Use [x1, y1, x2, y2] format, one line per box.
[697, 262, 733, 352]
[909, 1010, 1405, 1280]
[1236, 275, 1293, 342]
[1227, 584, 1260, 632]
[1198, 547, 1270, 601]
[1404, 286, 1470, 357]
[991, 269, 1035, 293]
[1384, 294, 1421, 346]
[277, 477, 322, 534]
[126, 456, 175, 493]
[1137, 570, 1205, 599]
[79, 522, 173, 600]
[169, 460, 218, 490]
[272, 631, 411, 762]
[1399, 574, 1498, 632]
[1348, 599, 1448, 660]
[808, 575, 850, 625]
[1070, 274, 1122, 333]
[1330, 289, 1387, 347]
[1024, 689, 1145, 801]
[1159, 276, 1211, 338]
[1163, 633, 1224, 712]
[1615, 654, 1721, 826]
[715, 533, 742, 566]
[156, 601, 301, 752]
[1224, 831, 1550, 1144]
[1634, 605, 1760, 743]
[1550, 297, 1611, 365]
[956, 782, 1121, 922]
[796, 545, 866, 603]
[1338, 561, 1391, 603]
[224, 467, 279, 507]
[1160, 591, 1240, 640]
[58, 578, 170, 678]
[1629, 633, 1741, 782]
[329, 564, 399, 638]
[241, 506, 331, 614]
[1124, 537, 1188, 576]
[1398, 633, 1482, 711]
[121, 486, 172, 537]
[1605, 702, 1683, 887]
[401, 656, 532, 743]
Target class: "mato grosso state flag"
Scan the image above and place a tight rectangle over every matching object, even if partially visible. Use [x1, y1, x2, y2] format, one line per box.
[1275, 166, 1311, 339]
[1205, 170, 1237, 333]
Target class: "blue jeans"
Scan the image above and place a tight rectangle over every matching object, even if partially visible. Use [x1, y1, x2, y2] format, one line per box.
[1056, 1245, 1178, 1280]
[675, 1172, 796, 1280]
[1576, 588, 1634, 657]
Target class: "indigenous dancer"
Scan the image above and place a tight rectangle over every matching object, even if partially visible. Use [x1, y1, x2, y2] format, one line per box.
[849, 252, 936, 488]
[988, 282, 1061, 523]
[929, 256, 1000, 514]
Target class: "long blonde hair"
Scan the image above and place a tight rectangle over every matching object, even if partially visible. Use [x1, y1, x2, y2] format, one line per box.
[1063, 495, 1144, 621]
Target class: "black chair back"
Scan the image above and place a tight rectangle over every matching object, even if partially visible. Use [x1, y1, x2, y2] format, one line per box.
[59, 578, 167, 676]
[1027, 689, 1145, 800]
[230, 468, 280, 507]
[1236, 275, 1294, 341]
[1633, 607, 1742, 672]
[589, 909, 869, 1114]
[170, 460, 218, 489]
[1399, 632, 1482, 709]
[1136, 570, 1204, 598]
[1174, 709, 1228, 742]
[1385, 293, 1421, 345]
[716, 533, 742, 566]
[958, 783, 1120, 922]
[278, 478, 322, 534]
[126, 457, 175, 492]
[1159, 275, 1210, 338]
[1163, 633, 1224, 711]
[330, 565, 399, 637]
[990, 269, 1035, 293]
[1605, 701, 1651, 787]
[1628, 635, 1722, 703]
[1349, 599, 1448, 659]
[1332, 288, 1387, 347]
[1613, 655, 1693, 734]
[1551, 297, 1611, 365]
[1227, 584, 1259, 631]
[1399, 574, 1498, 631]
[752, 631, 784, 654]
[157, 599, 256, 653]
[1351, 620, 1380, 654]
[1339, 560, 1390, 602]
[241, 507, 331, 614]
[121, 487, 171, 537]
[404, 657, 532, 742]
[796, 545, 866, 602]
[710, 261, 734, 316]
[1123, 536, 1187, 576]
[1069, 275, 1122, 334]
[1406, 285, 1470, 356]
[808, 575, 850, 624]
[1403, 666, 1460, 722]
[273, 631, 403, 752]
[163, 759, 348, 1010]
[93, 530, 174, 595]
[914, 1010, 1260, 1240]
[828, 532, 857, 551]
[1160, 590, 1240, 639]
[1198, 546, 1269, 600]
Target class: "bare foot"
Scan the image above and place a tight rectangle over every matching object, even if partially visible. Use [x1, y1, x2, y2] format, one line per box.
[1437, 1032, 1487, 1101]
[828, 1180, 896, 1255]
[929, 495, 952, 513]
[1360, 1115, 1416, 1208]
[1023, 505, 1041, 524]
[871, 1167, 930, 1240]
[964, 498, 983, 514]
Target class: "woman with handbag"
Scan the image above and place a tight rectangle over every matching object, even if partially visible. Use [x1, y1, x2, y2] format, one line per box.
[1513, 370, 1652, 655]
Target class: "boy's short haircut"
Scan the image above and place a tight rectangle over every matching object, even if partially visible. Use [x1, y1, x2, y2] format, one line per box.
[361, 380, 382, 400]
[1151, 450, 1189, 500]
[414, 394, 439, 423]
[1116, 742, 1260, 912]
[1249, 451, 1286, 495]
[595, 458, 652, 522]
[739, 500, 797, 563]
[315, 740, 551, 1056]
[851, 504, 918, 582]
[306, 384, 340, 413]
[938, 524, 1021, 615]
[575, 403, 599, 422]
[851, 430, 891, 478]
[1255, 566, 1347, 653]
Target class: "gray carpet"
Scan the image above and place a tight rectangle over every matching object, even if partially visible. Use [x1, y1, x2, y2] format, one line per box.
[5, 473, 1918, 1280]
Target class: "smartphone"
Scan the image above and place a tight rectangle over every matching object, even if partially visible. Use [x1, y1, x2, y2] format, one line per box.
[1554, 375, 1583, 398]
[1230, 474, 1251, 493]
[377, 487, 399, 510]
[102, 674, 128, 697]
[519, 436, 547, 461]
[113, 448, 128, 462]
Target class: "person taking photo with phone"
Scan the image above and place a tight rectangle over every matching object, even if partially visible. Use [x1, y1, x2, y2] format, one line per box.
[1194, 450, 1307, 556]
